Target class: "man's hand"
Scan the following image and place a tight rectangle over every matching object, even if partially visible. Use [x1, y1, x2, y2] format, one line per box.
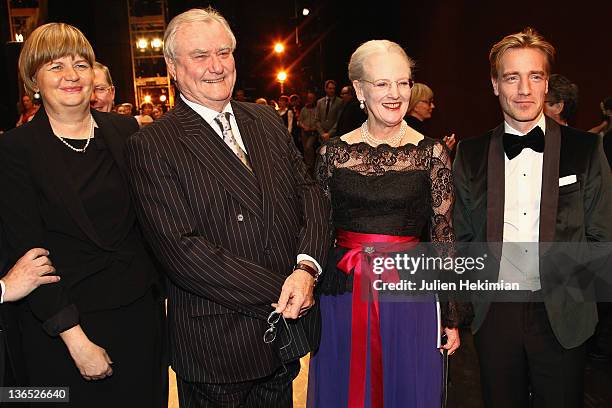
[61, 325, 113, 381]
[2, 248, 58, 303]
[440, 327, 460, 355]
[321, 132, 331, 141]
[273, 263, 316, 319]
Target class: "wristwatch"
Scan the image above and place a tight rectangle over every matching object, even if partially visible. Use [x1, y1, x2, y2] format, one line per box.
[293, 262, 320, 284]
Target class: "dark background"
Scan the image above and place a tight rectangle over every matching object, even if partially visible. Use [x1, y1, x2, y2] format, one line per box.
[1, 0, 610, 140]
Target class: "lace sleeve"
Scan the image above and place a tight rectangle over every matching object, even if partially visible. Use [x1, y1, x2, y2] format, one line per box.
[430, 141, 473, 328]
[315, 143, 333, 197]
[429, 141, 455, 243]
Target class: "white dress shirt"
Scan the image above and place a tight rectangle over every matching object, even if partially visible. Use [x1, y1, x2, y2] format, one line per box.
[499, 113, 546, 290]
[180, 95, 322, 274]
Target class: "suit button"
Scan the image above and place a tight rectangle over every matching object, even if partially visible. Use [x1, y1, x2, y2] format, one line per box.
[237, 214, 244, 222]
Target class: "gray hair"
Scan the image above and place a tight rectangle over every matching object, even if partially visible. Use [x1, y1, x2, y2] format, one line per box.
[348, 40, 414, 82]
[407, 83, 433, 113]
[163, 7, 237, 60]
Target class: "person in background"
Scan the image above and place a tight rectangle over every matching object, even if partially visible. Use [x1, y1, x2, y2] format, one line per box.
[298, 91, 319, 170]
[151, 105, 164, 120]
[255, 97, 267, 105]
[336, 84, 367, 136]
[90, 62, 115, 113]
[278, 95, 300, 151]
[0, 23, 164, 407]
[315, 79, 342, 141]
[268, 99, 278, 110]
[405, 82, 456, 150]
[543, 73, 578, 126]
[15, 94, 39, 127]
[136, 102, 154, 127]
[233, 88, 247, 102]
[589, 97, 612, 136]
[116, 102, 133, 116]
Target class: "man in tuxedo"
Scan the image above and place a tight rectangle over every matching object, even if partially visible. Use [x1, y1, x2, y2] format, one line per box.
[315, 79, 343, 141]
[453, 28, 612, 407]
[125, 8, 329, 407]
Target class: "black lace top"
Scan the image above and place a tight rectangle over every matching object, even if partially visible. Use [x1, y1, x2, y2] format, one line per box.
[316, 136, 470, 327]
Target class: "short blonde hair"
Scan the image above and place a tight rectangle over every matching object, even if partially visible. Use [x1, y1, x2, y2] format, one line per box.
[18, 23, 95, 96]
[489, 27, 555, 79]
[164, 7, 236, 61]
[93, 62, 114, 87]
[348, 40, 414, 82]
[407, 83, 433, 113]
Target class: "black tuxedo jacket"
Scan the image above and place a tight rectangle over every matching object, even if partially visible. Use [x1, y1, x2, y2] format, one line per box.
[0, 108, 157, 337]
[125, 98, 330, 383]
[453, 117, 612, 348]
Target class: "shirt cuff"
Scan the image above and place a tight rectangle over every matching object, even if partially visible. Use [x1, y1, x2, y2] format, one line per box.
[0, 279, 5, 304]
[296, 254, 322, 275]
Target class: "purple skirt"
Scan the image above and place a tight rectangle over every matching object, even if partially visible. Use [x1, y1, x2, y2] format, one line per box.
[308, 292, 442, 408]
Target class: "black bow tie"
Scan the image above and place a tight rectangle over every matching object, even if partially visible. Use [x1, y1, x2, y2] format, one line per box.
[503, 127, 545, 160]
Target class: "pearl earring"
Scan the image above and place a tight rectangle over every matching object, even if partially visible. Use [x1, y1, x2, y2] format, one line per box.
[359, 100, 365, 110]
[34, 91, 40, 99]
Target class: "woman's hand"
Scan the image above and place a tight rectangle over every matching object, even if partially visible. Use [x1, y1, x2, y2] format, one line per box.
[440, 327, 460, 356]
[60, 325, 113, 380]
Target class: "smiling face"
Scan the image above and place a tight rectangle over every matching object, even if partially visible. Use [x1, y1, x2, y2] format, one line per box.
[90, 67, 115, 112]
[35, 55, 93, 113]
[354, 51, 411, 129]
[492, 47, 548, 132]
[166, 20, 236, 112]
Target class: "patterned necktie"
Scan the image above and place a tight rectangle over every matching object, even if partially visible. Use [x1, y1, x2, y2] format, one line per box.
[214, 112, 252, 171]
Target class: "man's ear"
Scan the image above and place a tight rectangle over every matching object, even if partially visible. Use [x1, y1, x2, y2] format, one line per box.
[491, 77, 499, 96]
[166, 57, 176, 82]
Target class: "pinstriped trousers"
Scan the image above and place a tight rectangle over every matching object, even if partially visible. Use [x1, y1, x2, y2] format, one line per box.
[177, 360, 300, 407]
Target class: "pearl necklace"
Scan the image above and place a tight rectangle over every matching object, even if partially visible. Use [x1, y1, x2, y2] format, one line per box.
[360, 119, 408, 147]
[55, 115, 94, 153]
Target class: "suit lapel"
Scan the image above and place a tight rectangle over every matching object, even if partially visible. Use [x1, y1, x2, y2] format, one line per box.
[232, 101, 275, 244]
[32, 108, 105, 248]
[487, 123, 505, 246]
[539, 117, 561, 244]
[173, 99, 264, 220]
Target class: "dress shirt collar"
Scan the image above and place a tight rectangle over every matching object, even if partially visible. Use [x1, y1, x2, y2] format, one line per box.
[180, 94, 235, 127]
[504, 112, 546, 136]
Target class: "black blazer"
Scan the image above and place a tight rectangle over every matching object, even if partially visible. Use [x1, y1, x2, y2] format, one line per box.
[453, 117, 612, 348]
[125, 98, 330, 383]
[0, 108, 158, 337]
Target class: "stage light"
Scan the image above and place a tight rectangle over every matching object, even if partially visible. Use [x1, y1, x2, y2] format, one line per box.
[137, 38, 148, 49]
[277, 71, 287, 82]
[274, 43, 284, 54]
[159, 94, 167, 102]
[302, 8, 310, 16]
[151, 38, 163, 49]
[144, 95, 152, 103]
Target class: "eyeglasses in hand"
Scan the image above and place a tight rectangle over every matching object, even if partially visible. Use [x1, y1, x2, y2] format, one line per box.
[263, 311, 293, 350]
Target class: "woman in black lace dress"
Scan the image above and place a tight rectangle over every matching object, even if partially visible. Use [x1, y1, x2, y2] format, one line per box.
[307, 40, 460, 407]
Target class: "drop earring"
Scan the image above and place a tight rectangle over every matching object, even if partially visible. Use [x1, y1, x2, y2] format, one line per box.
[359, 100, 365, 110]
[33, 90, 40, 99]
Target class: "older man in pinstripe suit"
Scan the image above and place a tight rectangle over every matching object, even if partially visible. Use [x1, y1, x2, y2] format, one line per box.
[125, 8, 330, 408]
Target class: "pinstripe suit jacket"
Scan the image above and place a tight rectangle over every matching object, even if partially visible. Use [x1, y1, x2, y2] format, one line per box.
[125, 98, 330, 383]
